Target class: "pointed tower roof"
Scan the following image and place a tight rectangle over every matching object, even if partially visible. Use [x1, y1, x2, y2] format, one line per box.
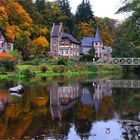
[94, 28, 102, 42]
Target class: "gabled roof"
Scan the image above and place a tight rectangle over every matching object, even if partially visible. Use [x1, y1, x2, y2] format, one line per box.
[94, 28, 102, 42]
[62, 32, 80, 44]
[81, 37, 95, 47]
[51, 23, 79, 44]
[51, 25, 60, 37]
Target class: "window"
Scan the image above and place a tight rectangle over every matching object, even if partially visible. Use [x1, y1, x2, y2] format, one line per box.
[95, 43, 98, 45]
[65, 49, 69, 54]
[61, 50, 64, 54]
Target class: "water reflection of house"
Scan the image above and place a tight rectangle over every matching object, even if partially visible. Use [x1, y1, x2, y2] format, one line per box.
[50, 81, 112, 119]
[50, 84, 80, 120]
[81, 82, 112, 113]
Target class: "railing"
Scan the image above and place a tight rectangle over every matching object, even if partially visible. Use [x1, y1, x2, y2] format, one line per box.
[94, 58, 140, 65]
[94, 80, 140, 88]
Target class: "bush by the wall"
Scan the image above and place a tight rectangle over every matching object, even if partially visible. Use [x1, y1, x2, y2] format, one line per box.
[57, 58, 66, 65]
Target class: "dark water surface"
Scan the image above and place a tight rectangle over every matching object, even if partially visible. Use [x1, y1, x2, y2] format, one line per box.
[0, 74, 140, 140]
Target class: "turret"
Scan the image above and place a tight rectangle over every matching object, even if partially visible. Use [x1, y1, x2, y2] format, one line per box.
[93, 28, 103, 47]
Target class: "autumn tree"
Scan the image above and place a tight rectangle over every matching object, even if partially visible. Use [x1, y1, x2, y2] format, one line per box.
[6, 25, 21, 42]
[15, 0, 44, 24]
[31, 36, 49, 57]
[96, 17, 117, 46]
[78, 22, 94, 39]
[0, 6, 8, 29]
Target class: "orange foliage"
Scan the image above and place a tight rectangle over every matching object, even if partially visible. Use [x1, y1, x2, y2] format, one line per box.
[32, 97, 48, 107]
[6, 25, 21, 41]
[13, 2, 32, 24]
[0, 6, 8, 21]
[0, 52, 14, 61]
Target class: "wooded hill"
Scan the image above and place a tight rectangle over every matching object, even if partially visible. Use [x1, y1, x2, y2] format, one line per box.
[0, 0, 139, 60]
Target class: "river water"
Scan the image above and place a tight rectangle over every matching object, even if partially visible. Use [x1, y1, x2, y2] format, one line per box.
[0, 74, 140, 140]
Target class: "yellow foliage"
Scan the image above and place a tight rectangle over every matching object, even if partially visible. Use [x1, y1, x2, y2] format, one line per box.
[6, 25, 21, 41]
[78, 22, 94, 39]
[39, 27, 49, 35]
[32, 36, 49, 54]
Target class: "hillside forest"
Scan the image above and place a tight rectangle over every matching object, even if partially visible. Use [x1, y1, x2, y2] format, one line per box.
[0, 0, 140, 60]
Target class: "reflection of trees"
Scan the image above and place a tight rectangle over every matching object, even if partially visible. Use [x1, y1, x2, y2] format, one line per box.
[77, 105, 95, 121]
[74, 103, 96, 140]
[0, 83, 50, 139]
[75, 120, 92, 140]
[113, 88, 140, 118]
[97, 96, 114, 120]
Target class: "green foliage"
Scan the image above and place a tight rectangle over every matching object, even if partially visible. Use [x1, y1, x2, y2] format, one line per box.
[52, 65, 68, 73]
[98, 65, 122, 72]
[20, 69, 35, 78]
[36, 0, 45, 13]
[57, 58, 66, 65]
[66, 59, 76, 66]
[80, 48, 95, 62]
[75, 0, 94, 23]
[0, 59, 15, 71]
[9, 50, 22, 63]
[34, 58, 39, 66]
[86, 64, 97, 72]
[14, 33, 31, 61]
[114, 0, 140, 57]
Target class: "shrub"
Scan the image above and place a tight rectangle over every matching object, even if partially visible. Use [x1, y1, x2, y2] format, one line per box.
[34, 58, 39, 66]
[52, 65, 67, 73]
[57, 58, 66, 65]
[47, 58, 58, 65]
[20, 69, 35, 78]
[0, 59, 15, 71]
[40, 65, 48, 73]
[87, 64, 97, 72]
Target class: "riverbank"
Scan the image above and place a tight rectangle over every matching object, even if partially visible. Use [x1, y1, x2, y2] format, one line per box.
[0, 62, 123, 80]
